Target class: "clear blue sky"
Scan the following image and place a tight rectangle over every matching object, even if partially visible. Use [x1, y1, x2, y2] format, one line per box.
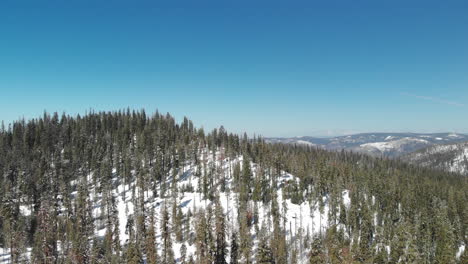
[1, 0, 467, 137]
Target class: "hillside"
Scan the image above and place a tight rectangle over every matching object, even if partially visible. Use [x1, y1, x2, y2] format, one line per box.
[0, 111, 467, 263]
[404, 141, 468, 176]
[1, 150, 338, 263]
[267, 133, 468, 157]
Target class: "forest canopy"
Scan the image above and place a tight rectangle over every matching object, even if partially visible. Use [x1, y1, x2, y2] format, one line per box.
[0, 110, 466, 263]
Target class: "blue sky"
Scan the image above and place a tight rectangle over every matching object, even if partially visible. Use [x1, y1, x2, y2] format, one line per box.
[1, 0, 467, 137]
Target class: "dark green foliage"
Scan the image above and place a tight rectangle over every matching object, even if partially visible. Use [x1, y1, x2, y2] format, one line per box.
[161, 204, 175, 264]
[146, 209, 159, 264]
[230, 233, 239, 264]
[309, 235, 324, 264]
[215, 198, 227, 264]
[256, 223, 274, 264]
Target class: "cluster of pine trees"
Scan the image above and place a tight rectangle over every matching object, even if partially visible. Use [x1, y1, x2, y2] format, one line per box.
[0, 110, 466, 263]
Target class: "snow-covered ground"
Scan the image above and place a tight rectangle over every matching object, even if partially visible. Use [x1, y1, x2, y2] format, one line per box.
[295, 140, 316, 146]
[105, 151, 349, 262]
[1, 149, 350, 263]
[456, 244, 466, 259]
[0, 248, 31, 264]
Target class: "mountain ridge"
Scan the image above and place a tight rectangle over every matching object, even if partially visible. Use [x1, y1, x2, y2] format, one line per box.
[267, 132, 468, 157]
[403, 141, 468, 176]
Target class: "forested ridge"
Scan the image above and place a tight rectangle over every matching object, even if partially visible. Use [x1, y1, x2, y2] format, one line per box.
[403, 142, 468, 176]
[0, 110, 466, 263]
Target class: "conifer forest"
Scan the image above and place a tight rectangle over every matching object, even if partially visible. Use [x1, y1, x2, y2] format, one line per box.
[0, 110, 466, 263]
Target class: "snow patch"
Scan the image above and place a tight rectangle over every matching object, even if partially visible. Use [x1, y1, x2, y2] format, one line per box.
[457, 244, 465, 259]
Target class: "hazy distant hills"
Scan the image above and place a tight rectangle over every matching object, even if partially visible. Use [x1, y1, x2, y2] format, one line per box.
[267, 132, 468, 158]
[403, 141, 468, 176]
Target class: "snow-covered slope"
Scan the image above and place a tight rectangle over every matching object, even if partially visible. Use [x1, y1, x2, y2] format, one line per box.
[357, 137, 431, 157]
[0, 149, 350, 263]
[404, 141, 468, 175]
[267, 133, 468, 158]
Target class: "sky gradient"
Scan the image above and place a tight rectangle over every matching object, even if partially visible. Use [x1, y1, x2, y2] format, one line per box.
[1, 0, 467, 137]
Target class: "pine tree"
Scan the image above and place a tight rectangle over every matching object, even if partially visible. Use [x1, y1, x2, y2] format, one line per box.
[125, 241, 142, 264]
[146, 209, 159, 264]
[433, 199, 456, 264]
[256, 222, 274, 264]
[397, 220, 421, 264]
[358, 201, 373, 262]
[195, 209, 213, 264]
[390, 222, 405, 263]
[1, 185, 25, 264]
[233, 162, 241, 192]
[230, 233, 239, 264]
[309, 235, 324, 264]
[175, 205, 184, 242]
[240, 156, 252, 203]
[180, 243, 188, 264]
[325, 225, 343, 264]
[161, 204, 175, 264]
[215, 198, 227, 264]
[373, 248, 388, 264]
[239, 210, 252, 263]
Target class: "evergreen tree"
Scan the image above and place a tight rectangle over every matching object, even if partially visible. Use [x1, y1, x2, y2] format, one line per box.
[215, 198, 227, 264]
[230, 233, 239, 264]
[256, 222, 274, 264]
[433, 199, 456, 264]
[161, 204, 175, 264]
[309, 235, 324, 264]
[146, 209, 159, 264]
[180, 243, 188, 264]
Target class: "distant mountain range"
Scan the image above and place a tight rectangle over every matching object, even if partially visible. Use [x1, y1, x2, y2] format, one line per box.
[266, 132, 468, 158]
[403, 141, 468, 176]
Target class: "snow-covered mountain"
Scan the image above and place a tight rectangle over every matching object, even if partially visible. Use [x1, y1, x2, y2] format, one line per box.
[403, 141, 468, 176]
[267, 133, 468, 157]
